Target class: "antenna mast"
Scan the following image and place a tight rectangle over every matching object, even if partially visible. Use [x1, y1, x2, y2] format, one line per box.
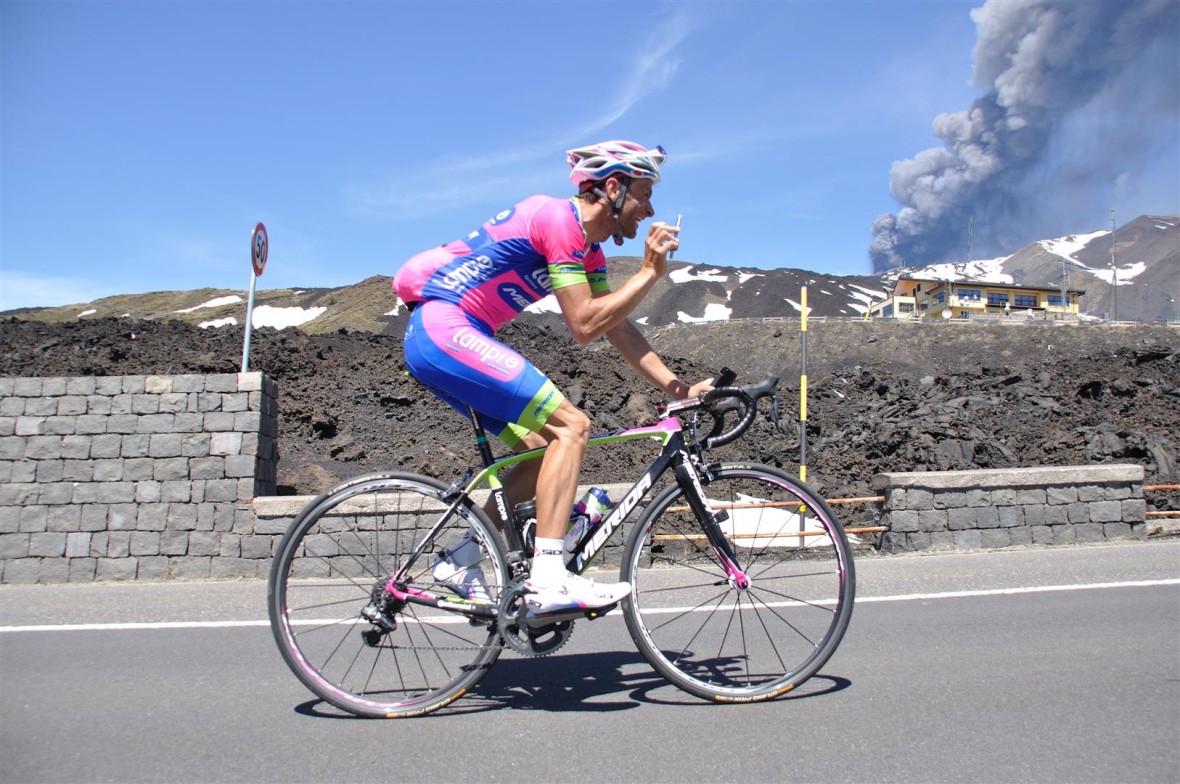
[1110, 209, 1118, 322]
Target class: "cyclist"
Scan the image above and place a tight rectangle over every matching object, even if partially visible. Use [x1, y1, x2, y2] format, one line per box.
[393, 140, 716, 614]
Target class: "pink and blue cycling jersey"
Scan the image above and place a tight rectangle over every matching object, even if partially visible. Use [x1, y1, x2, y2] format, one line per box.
[394, 195, 610, 329]
[393, 195, 612, 446]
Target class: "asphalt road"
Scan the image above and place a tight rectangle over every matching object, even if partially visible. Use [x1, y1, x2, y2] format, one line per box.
[2, 541, 1178, 784]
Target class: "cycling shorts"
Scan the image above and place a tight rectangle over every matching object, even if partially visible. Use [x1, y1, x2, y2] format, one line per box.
[403, 300, 564, 448]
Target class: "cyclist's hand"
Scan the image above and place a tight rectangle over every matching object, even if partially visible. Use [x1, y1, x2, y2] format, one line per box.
[686, 377, 716, 399]
[644, 221, 680, 273]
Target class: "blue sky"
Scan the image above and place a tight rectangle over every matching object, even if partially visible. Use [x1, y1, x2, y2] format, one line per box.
[2, 1, 1176, 311]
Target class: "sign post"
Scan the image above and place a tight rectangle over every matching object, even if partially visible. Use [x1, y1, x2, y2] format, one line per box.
[241, 222, 268, 373]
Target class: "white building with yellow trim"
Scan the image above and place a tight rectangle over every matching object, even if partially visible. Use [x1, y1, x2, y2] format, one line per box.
[868, 276, 1085, 320]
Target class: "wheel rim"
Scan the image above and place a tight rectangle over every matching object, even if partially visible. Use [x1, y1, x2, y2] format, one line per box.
[625, 467, 854, 699]
[270, 477, 505, 716]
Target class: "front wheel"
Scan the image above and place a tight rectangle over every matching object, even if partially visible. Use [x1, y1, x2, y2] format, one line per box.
[267, 472, 508, 718]
[620, 463, 855, 702]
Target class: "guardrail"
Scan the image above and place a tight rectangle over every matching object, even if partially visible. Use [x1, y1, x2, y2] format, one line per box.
[1144, 484, 1180, 520]
[650, 315, 1180, 328]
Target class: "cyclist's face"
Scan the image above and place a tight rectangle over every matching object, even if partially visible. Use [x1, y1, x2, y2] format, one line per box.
[621, 179, 655, 238]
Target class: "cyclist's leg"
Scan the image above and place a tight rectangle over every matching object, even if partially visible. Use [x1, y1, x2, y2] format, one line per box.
[531, 399, 590, 541]
[404, 300, 568, 525]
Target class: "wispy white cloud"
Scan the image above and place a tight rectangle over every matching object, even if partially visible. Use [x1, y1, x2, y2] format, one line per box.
[576, 7, 695, 138]
[347, 5, 700, 221]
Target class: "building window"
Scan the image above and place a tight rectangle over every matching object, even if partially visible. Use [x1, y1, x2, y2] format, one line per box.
[1047, 295, 1069, 307]
[934, 291, 945, 303]
[987, 292, 1008, 306]
[959, 289, 981, 301]
[883, 304, 894, 317]
[898, 303, 914, 313]
[1015, 294, 1037, 307]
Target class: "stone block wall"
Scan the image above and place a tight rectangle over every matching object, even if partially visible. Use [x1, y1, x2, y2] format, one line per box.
[873, 464, 1147, 553]
[0, 373, 277, 583]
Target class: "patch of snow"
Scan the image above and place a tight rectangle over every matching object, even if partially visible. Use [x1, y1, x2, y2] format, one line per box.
[1089, 261, 1147, 285]
[784, 298, 812, 316]
[175, 295, 243, 313]
[199, 317, 238, 329]
[525, 295, 561, 314]
[77, 309, 96, 317]
[670, 266, 728, 283]
[636, 316, 649, 325]
[914, 257, 1013, 284]
[251, 305, 326, 329]
[848, 284, 887, 302]
[737, 272, 763, 284]
[678, 303, 732, 323]
[1039, 230, 1110, 265]
[384, 297, 407, 317]
[846, 286, 887, 314]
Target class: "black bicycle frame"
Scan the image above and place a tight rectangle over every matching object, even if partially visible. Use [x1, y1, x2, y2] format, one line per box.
[388, 406, 744, 618]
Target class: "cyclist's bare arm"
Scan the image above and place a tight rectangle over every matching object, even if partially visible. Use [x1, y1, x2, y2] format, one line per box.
[553, 275, 657, 345]
[605, 319, 714, 401]
[551, 221, 679, 345]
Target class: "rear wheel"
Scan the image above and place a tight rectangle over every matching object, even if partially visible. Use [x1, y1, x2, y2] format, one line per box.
[621, 463, 855, 702]
[267, 472, 507, 718]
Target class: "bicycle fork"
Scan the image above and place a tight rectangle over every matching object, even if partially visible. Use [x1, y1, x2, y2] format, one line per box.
[673, 457, 751, 590]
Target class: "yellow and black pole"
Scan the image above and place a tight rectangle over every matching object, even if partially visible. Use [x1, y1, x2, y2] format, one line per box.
[799, 286, 808, 485]
[797, 287, 810, 543]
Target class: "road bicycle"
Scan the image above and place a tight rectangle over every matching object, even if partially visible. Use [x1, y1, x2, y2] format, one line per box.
[267, 371, 856, 717]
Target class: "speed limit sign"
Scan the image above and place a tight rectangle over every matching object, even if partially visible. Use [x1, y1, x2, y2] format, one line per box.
[252, 223, 268, 277]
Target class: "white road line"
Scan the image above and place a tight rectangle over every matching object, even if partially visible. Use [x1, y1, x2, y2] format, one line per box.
[1, 579, 1176, 634]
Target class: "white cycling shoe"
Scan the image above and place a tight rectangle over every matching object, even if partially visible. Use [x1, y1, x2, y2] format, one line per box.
[524, 572, 632, 615]
[431, 532, 491, 603]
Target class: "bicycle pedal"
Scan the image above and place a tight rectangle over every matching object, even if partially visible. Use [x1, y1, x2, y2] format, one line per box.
[524, 602, 618, 627]
[583, 603, 619, 620]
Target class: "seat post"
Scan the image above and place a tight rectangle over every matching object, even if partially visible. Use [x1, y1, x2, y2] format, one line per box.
[466, 407, 498, 468]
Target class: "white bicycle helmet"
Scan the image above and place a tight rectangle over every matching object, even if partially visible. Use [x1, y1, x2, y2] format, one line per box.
[566, 141, 667, 245]
[567, 141, 667, 188]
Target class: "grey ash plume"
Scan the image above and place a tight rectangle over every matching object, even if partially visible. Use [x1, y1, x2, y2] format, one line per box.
[870, 0, 1179, 272]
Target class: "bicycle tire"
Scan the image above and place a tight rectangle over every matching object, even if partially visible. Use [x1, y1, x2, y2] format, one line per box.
[620, 463, 855, 702]
[267, 472, 507, 718]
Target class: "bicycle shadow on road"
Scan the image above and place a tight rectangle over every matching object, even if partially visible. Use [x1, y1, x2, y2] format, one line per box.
[471, 651, 851, 714]
[293, 650, 851, 718]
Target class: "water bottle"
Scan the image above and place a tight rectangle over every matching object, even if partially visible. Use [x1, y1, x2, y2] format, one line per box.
[565, 487, 612, 551]
[513, 499, 537, 557]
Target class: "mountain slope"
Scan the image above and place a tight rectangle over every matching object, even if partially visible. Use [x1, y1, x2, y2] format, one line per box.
[1, 215, 1174, 330]
[906, 214, 1178, 322]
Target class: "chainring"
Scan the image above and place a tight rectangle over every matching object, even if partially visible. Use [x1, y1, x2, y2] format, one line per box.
[496, 576, 573, 657]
